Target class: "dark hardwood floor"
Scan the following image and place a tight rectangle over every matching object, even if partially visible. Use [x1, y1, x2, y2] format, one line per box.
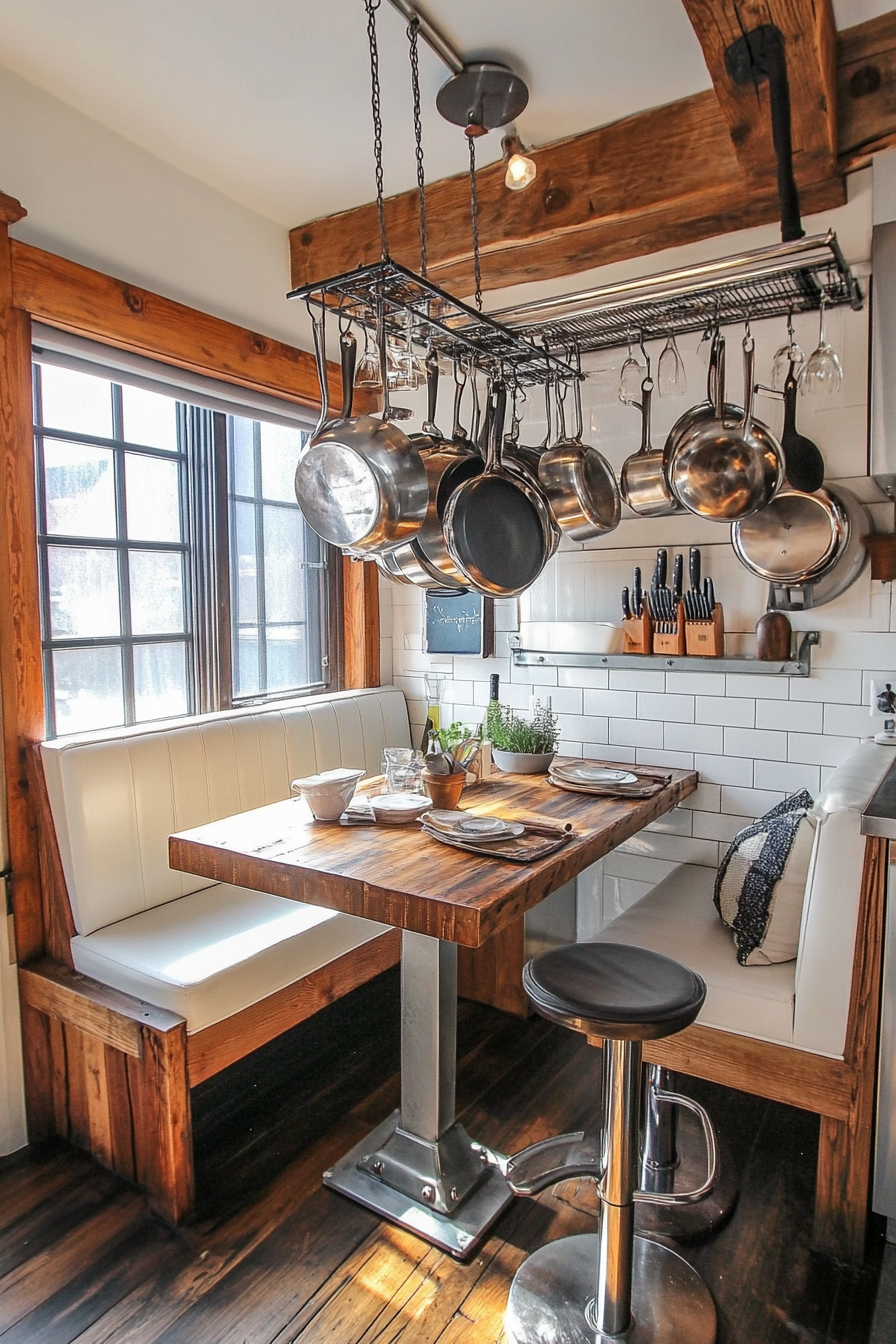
[0, 967, 886, 1343]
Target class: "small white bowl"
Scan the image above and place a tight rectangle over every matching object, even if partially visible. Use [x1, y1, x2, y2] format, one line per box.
[291, 767, 365, 821]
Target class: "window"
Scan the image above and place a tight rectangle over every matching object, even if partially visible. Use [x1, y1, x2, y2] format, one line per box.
[33, 357, 330, 738]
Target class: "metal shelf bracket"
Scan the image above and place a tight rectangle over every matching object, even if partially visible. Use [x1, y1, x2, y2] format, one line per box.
[509, 630, 819, 677]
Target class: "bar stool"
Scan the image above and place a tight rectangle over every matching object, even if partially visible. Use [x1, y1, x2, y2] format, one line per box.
[504, 942, 718, 1344]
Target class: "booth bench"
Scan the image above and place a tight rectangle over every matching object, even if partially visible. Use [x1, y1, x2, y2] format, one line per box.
[20, 687, 411, 1224]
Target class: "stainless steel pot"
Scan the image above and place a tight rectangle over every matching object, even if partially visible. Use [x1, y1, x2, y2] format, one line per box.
[538, 360, 620, 541]
[666, 334, 784, 521]
[619, 378, 682, 516]
[443, 381, 554, 598]
[294, 311, 429, 553]
[731, 483, 869, 606]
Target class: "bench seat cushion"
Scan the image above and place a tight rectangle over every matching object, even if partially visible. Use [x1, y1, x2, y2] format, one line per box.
[71, 883, 391, 1033]
[595, 865, 796, 1047]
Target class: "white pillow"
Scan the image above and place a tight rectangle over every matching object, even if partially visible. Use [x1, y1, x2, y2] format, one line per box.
[714, 790, 816, 966]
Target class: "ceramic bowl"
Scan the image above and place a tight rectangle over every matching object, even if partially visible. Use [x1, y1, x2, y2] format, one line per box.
[492, 750, 556, 775]
[291, 767, 365, 820]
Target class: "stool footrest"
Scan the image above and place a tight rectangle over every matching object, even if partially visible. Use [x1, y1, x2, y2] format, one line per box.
[633, 1088, 718, 1207]
[503, 1130, 604, 1198]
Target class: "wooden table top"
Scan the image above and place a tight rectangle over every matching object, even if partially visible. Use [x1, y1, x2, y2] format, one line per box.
[168, 767, 697, 949]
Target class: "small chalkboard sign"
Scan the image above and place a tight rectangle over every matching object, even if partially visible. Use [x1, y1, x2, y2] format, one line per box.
[424, 590, 494, 657]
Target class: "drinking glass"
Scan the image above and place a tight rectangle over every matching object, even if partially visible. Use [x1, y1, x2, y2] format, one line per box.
[771, 313, 805, 391]
[383, 746, 424, 794]
[800, 299, 842, 397]
[354, 325, 382, 389]
[618, 338, 647, 406]
[386, 336, 418, 391]
[657, 332, 687, 397]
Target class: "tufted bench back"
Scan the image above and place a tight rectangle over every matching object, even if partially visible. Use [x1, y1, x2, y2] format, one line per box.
[40, 687, 411, 936]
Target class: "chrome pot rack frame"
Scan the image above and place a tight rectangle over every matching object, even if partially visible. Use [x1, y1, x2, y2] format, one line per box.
[492, 231, 863, 354]
[288, 258, 577, 387]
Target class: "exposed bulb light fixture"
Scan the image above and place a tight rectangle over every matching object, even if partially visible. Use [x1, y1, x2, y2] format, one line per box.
[502, 133, 537, 191]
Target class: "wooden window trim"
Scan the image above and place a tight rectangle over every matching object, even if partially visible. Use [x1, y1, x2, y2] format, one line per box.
[0, 204, 380, 966]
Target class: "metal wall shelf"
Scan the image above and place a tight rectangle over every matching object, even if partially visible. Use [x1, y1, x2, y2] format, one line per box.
[509, 631, 819, 677]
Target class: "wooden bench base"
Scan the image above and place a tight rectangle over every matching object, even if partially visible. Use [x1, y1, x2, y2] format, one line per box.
[18, 931, 401, 1225]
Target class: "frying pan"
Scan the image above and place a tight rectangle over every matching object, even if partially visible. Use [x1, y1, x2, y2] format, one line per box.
[294, 308, 428, 553]
[443, 381, 553, 597]
[619, 378, 681, 516]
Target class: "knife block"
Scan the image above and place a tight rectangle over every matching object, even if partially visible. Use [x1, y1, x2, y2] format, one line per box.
[685, 604, 724, 657]
[622, 611, 652, 654]
[652, 602, 686, 656]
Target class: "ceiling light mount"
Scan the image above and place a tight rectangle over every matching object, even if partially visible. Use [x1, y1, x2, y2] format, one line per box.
[436, 61, 530, 138]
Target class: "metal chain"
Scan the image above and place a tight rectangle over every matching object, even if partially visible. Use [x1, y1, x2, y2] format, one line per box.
[468, 135, 483, 311]
[364, 0, 388, 259]
[407, 16, 427, 278]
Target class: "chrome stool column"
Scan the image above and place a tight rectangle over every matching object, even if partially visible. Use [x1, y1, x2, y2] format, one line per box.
[503, 942, 717, 1344]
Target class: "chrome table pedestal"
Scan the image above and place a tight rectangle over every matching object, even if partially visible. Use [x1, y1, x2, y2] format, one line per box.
[323, 930, 513, 1259]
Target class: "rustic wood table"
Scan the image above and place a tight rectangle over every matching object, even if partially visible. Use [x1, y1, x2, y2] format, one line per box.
[169, 765, 696, 1257]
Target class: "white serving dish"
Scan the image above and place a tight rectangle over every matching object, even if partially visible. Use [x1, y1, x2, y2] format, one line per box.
[291, 767, 365, 820]
[370, 792, 432, 825]
[551, 763, 638, 786]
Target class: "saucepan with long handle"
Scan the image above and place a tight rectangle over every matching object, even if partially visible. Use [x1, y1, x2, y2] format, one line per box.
[619, 377, 682, 516]
[538, 351, 620, 540]
[294, 307, 429, 554]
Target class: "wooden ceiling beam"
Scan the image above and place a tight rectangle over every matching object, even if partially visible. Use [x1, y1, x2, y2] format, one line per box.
[292, 9, 896, 299]
[680, 0, 838, 186]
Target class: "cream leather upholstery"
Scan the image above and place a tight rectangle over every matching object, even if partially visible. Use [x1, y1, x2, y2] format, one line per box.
[597, 741, 895, 1059]
[40, 687, 411, 1032]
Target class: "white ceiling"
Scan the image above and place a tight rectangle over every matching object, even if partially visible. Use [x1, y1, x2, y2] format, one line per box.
[0, 0, 887, 230]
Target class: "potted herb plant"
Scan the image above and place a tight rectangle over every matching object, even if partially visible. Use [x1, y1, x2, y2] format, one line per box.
[485, 698, 559, 774]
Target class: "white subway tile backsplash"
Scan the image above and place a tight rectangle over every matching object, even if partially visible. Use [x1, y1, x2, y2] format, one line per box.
[721, 785, 785, 818]
[680, 782, 721, 812]
[754, 759, 821, 796]
[725, 673, 789, 700]
[695, 695, 755, 728]
[583, 688, 638, 717]
[691, 811, 752, 843]
[540, 685, 584, 715]
[645, 806, 693, 836]
[724, 726, 788, 761]
[635, 748, 694, 770]
[665, 671, 727, 697]
[511, 664, 559, 686]
[557, 740, 585, 758]
[755, 699, 823, 733]
[557, 714, 610, 744]
[693, 753, 753, 787]
[787, 731, 857, 768]
[665, 721, 723, 755]
[560, 667, 609, 689]
[823, 702, 878, 738]
[636, 692, 695, 723]
[602, 852, 680, 885]
[609, 669, 666, 692]
[591, 744, 638, 765]
[602, 876, 655, 924]
[815, 632, 896, 671]
[610, 718, 664, 749]
[789, 667, 863, 704]
[618, 831, 719, 867]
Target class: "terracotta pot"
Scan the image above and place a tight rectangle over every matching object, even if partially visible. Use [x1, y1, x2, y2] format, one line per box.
[422, 770, 466, 809]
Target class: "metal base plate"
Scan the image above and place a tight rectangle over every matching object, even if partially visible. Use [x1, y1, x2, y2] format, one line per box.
[506, 1233, 717, 1343]
[323, 1110, 514, 1259]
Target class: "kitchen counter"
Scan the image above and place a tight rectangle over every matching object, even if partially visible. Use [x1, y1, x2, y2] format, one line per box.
[862, 749, 896, 837]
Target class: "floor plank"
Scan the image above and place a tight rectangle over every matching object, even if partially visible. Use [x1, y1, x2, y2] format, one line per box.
[0, 969, 885, 1344]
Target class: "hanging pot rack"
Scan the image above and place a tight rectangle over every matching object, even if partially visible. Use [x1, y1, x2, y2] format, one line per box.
[492, 230, 862, 355]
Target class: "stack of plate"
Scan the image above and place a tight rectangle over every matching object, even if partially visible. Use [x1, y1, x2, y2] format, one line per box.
[422, 810, 525, 843]
[548, 760, 638, 793]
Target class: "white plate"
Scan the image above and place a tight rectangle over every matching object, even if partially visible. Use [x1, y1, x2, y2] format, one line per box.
[551, 764, 638, 786]
[425, 810, 524, 841]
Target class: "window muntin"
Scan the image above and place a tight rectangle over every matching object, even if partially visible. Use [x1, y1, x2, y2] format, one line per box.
[34, 360, 328, 738]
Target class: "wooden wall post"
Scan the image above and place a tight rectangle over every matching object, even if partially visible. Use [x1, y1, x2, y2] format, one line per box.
[0, 194, 44, 967]
[342, 557, 380, 689]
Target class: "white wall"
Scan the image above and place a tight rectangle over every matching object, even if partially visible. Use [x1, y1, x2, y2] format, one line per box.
[0, 61, 309, 1154]
[384, 170, 896, 932]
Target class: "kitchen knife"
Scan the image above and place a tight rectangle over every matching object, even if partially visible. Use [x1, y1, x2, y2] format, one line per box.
[656, 549, 667, 591]
[689, 548, 701, 597]
[622, 586, 631, 620]
[672, 553, 683, 608]
[632, 566, 642, 617]
[705, 576, 715, 616]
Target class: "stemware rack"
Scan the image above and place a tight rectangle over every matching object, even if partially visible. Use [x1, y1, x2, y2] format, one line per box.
[492, 231, 863, 355]
[288, 257, 577, 387]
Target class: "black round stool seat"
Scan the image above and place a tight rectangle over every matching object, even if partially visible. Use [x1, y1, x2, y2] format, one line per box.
[523, 942, 706, 1041]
